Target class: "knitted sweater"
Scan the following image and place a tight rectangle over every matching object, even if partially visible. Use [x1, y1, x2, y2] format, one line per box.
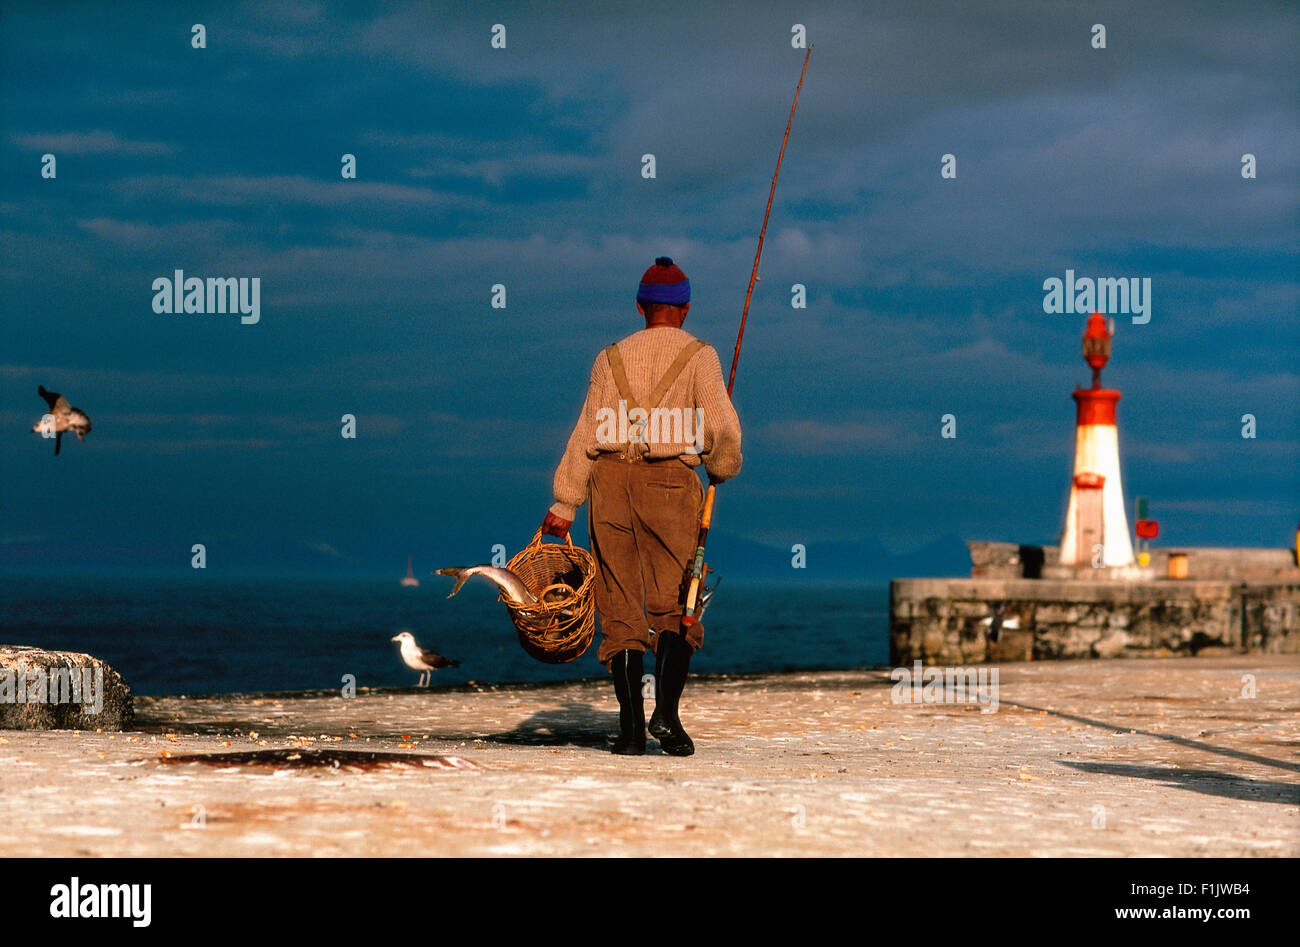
[549, 326, 743, 521]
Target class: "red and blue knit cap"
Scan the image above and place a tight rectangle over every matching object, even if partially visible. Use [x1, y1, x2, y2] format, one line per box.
[636, 256, 690, 306]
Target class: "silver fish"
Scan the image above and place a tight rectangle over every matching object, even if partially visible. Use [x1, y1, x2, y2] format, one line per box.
[696, 576, 720, 622]
[435, 565, 538, 606]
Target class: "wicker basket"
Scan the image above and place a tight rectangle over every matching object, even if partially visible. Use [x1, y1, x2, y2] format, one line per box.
[502, 528, 597, 664]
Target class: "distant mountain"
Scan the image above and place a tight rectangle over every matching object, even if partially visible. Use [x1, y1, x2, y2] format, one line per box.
[0, 529, 971, 582]
[702, 531, 970, 583]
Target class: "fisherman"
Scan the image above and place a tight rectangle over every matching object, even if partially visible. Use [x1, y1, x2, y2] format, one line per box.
[542, 257, 742, 756]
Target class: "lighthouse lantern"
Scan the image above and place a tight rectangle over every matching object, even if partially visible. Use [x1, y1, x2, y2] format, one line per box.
[1059, 313, 1135, 569]
[1082, 312, 1111, 387]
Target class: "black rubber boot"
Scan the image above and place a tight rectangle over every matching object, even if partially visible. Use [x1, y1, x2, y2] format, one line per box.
[610, 650, 646, 755]
[648, 631, 695, 756]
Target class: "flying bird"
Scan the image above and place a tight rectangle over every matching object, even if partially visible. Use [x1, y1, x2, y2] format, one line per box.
[979, 603, 1021, 643]
[391, 631, 459, 686]
[31, 385, 92, 456]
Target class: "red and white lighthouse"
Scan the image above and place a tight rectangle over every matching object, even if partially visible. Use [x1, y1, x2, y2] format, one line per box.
[1059, 313, 1134, 568]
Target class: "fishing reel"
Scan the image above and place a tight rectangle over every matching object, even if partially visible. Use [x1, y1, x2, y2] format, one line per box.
[677, 563, 719, 627]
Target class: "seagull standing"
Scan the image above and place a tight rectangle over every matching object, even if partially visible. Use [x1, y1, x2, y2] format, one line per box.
[391, 631, 459, 686]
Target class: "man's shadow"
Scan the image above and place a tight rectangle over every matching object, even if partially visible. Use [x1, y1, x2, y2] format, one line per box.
[1060, 760, 1300, 805]
[482, 701, 615, 749]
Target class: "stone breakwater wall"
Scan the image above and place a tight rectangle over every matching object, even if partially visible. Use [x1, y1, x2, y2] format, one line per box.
[967, 540, 1299, 581]
[890, 578, 1299, 665]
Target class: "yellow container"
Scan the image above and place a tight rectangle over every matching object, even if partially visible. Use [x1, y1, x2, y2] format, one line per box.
[1167, 553, 1188, 579]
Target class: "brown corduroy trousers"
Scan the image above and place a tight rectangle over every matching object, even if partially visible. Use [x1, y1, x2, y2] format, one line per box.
[588, 453, 705, 668]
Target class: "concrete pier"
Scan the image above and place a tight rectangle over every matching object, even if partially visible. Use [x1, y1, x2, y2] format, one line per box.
[1, 655, 1295, 857]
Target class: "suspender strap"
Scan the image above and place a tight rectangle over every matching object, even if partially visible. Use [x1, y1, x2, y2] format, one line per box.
[605, 339, 707, 413]
[605, 344, 639, 412]
[647, 339, 706, 410]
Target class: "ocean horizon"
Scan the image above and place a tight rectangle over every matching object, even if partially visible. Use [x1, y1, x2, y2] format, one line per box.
[0, 574, 890, 697]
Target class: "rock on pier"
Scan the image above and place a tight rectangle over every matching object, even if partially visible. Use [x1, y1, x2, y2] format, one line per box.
[0, 645, 133, 731]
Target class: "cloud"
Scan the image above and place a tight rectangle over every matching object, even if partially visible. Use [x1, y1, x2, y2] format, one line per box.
[85, 437, 277, 454]
[9, 130, 175, 156]
[752, 417, 919, 455]
[112, 174, 472, 209]
[1155, 498, 1297, 518]
[407, 152, 602, 190]
[76, 217, 241, 249]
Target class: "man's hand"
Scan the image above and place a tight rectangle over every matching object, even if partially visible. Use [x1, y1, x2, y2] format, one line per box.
[541, 511, 572, 538]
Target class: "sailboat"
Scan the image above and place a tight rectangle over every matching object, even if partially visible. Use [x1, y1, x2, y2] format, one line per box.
[400, 556, 420, 588]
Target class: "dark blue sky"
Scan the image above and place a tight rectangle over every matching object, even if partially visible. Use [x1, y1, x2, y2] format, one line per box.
[2, 1, 1296, 578]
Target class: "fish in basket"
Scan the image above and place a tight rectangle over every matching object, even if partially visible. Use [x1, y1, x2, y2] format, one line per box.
[435, 529, 597, 664]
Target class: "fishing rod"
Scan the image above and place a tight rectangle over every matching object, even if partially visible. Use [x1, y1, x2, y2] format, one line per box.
[679, 45, 812, 631]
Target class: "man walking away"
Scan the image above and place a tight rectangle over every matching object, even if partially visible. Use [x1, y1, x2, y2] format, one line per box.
[542, 257, 742, 755]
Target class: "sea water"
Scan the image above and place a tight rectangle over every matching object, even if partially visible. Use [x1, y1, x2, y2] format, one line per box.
[0, 575, 889, 696]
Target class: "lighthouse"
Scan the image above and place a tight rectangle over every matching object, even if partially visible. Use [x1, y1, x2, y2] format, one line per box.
[1059, 313, 1135, 569]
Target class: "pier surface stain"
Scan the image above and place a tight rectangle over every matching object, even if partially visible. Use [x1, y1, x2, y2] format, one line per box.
[150, 748, 479, 771]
